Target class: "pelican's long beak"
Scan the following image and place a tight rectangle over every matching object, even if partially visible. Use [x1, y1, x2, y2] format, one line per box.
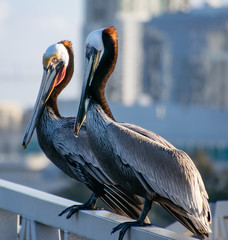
[74, 47, 101, 136]
[22, 62, 64, 149]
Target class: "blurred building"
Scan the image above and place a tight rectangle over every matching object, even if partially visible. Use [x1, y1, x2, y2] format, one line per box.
[144, 7, 228, 108]
[84, 0, 117, 35]
[118, 0, 189, 17]
[83, 0, 190, 105]
[0, 101, 22, 153]
[0, 101, 22, 132]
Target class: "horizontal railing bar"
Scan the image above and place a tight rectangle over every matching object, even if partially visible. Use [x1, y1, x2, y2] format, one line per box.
[0, 179, 194, 240]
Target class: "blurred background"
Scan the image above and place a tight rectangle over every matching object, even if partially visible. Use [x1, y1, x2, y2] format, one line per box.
[0, 0, 228, 227]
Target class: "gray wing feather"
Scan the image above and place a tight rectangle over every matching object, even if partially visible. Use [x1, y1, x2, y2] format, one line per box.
[107, 121, 209, 217]
[52, 126, 113, 185]
[119, 122, 176, 149]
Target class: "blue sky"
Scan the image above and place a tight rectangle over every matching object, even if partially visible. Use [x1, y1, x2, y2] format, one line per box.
[1, 0, 228, 109]
[0, 0, 84, 109]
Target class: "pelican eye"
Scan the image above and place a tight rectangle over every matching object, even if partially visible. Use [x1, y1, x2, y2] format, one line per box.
[52, 57, 58, 64]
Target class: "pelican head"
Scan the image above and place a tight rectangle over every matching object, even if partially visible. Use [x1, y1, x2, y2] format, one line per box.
[74, 26, 117, 136]
[22, 40, 72, 149]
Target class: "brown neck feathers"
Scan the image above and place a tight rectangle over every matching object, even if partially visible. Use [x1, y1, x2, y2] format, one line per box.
[90, 27, 118, 120]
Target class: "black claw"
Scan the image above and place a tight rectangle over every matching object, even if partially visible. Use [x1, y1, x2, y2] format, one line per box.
[119, 225, 129, 240]
[111, 220, 151, 240]
[59, 205, 73, 217]
[66, 210, 76, 219]
[58, 211, 65, 217]
[111, 223, 124, 234]
[59, 193, 99, 219]
[66, 208, 76, 219]
[59, 204, 94, 219]
[59, 205, 79, 218]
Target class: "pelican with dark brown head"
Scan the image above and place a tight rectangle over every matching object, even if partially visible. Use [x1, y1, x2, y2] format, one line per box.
[75, 27, 211, 239]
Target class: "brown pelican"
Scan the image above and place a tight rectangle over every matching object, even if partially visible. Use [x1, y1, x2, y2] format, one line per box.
[22, 40, 146, 220]
[74, 26, 212, 239]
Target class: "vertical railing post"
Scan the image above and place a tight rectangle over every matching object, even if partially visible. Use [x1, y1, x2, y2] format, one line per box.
[35, 222, 60, 240]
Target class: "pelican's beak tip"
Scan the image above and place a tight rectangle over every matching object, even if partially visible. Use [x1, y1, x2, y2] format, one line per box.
[73, 124, 80, 137]
[22, 134, 28, 150]
[22, 143, 27, 150]
[73, 131, 79, 138]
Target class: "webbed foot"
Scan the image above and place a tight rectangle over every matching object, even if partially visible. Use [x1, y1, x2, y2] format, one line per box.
[111, 220, 151, 240]
[59, 193, 99, 219]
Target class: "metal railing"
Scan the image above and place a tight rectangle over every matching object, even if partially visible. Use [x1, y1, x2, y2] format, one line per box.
[0, 179, 226, 240]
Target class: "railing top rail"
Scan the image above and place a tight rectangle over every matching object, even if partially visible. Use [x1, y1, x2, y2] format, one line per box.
[0, 179, 197, 240]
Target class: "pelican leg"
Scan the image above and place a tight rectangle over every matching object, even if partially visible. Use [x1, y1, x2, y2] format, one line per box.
[58, 192, 99, 219]
[111, 198, 152, 240]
